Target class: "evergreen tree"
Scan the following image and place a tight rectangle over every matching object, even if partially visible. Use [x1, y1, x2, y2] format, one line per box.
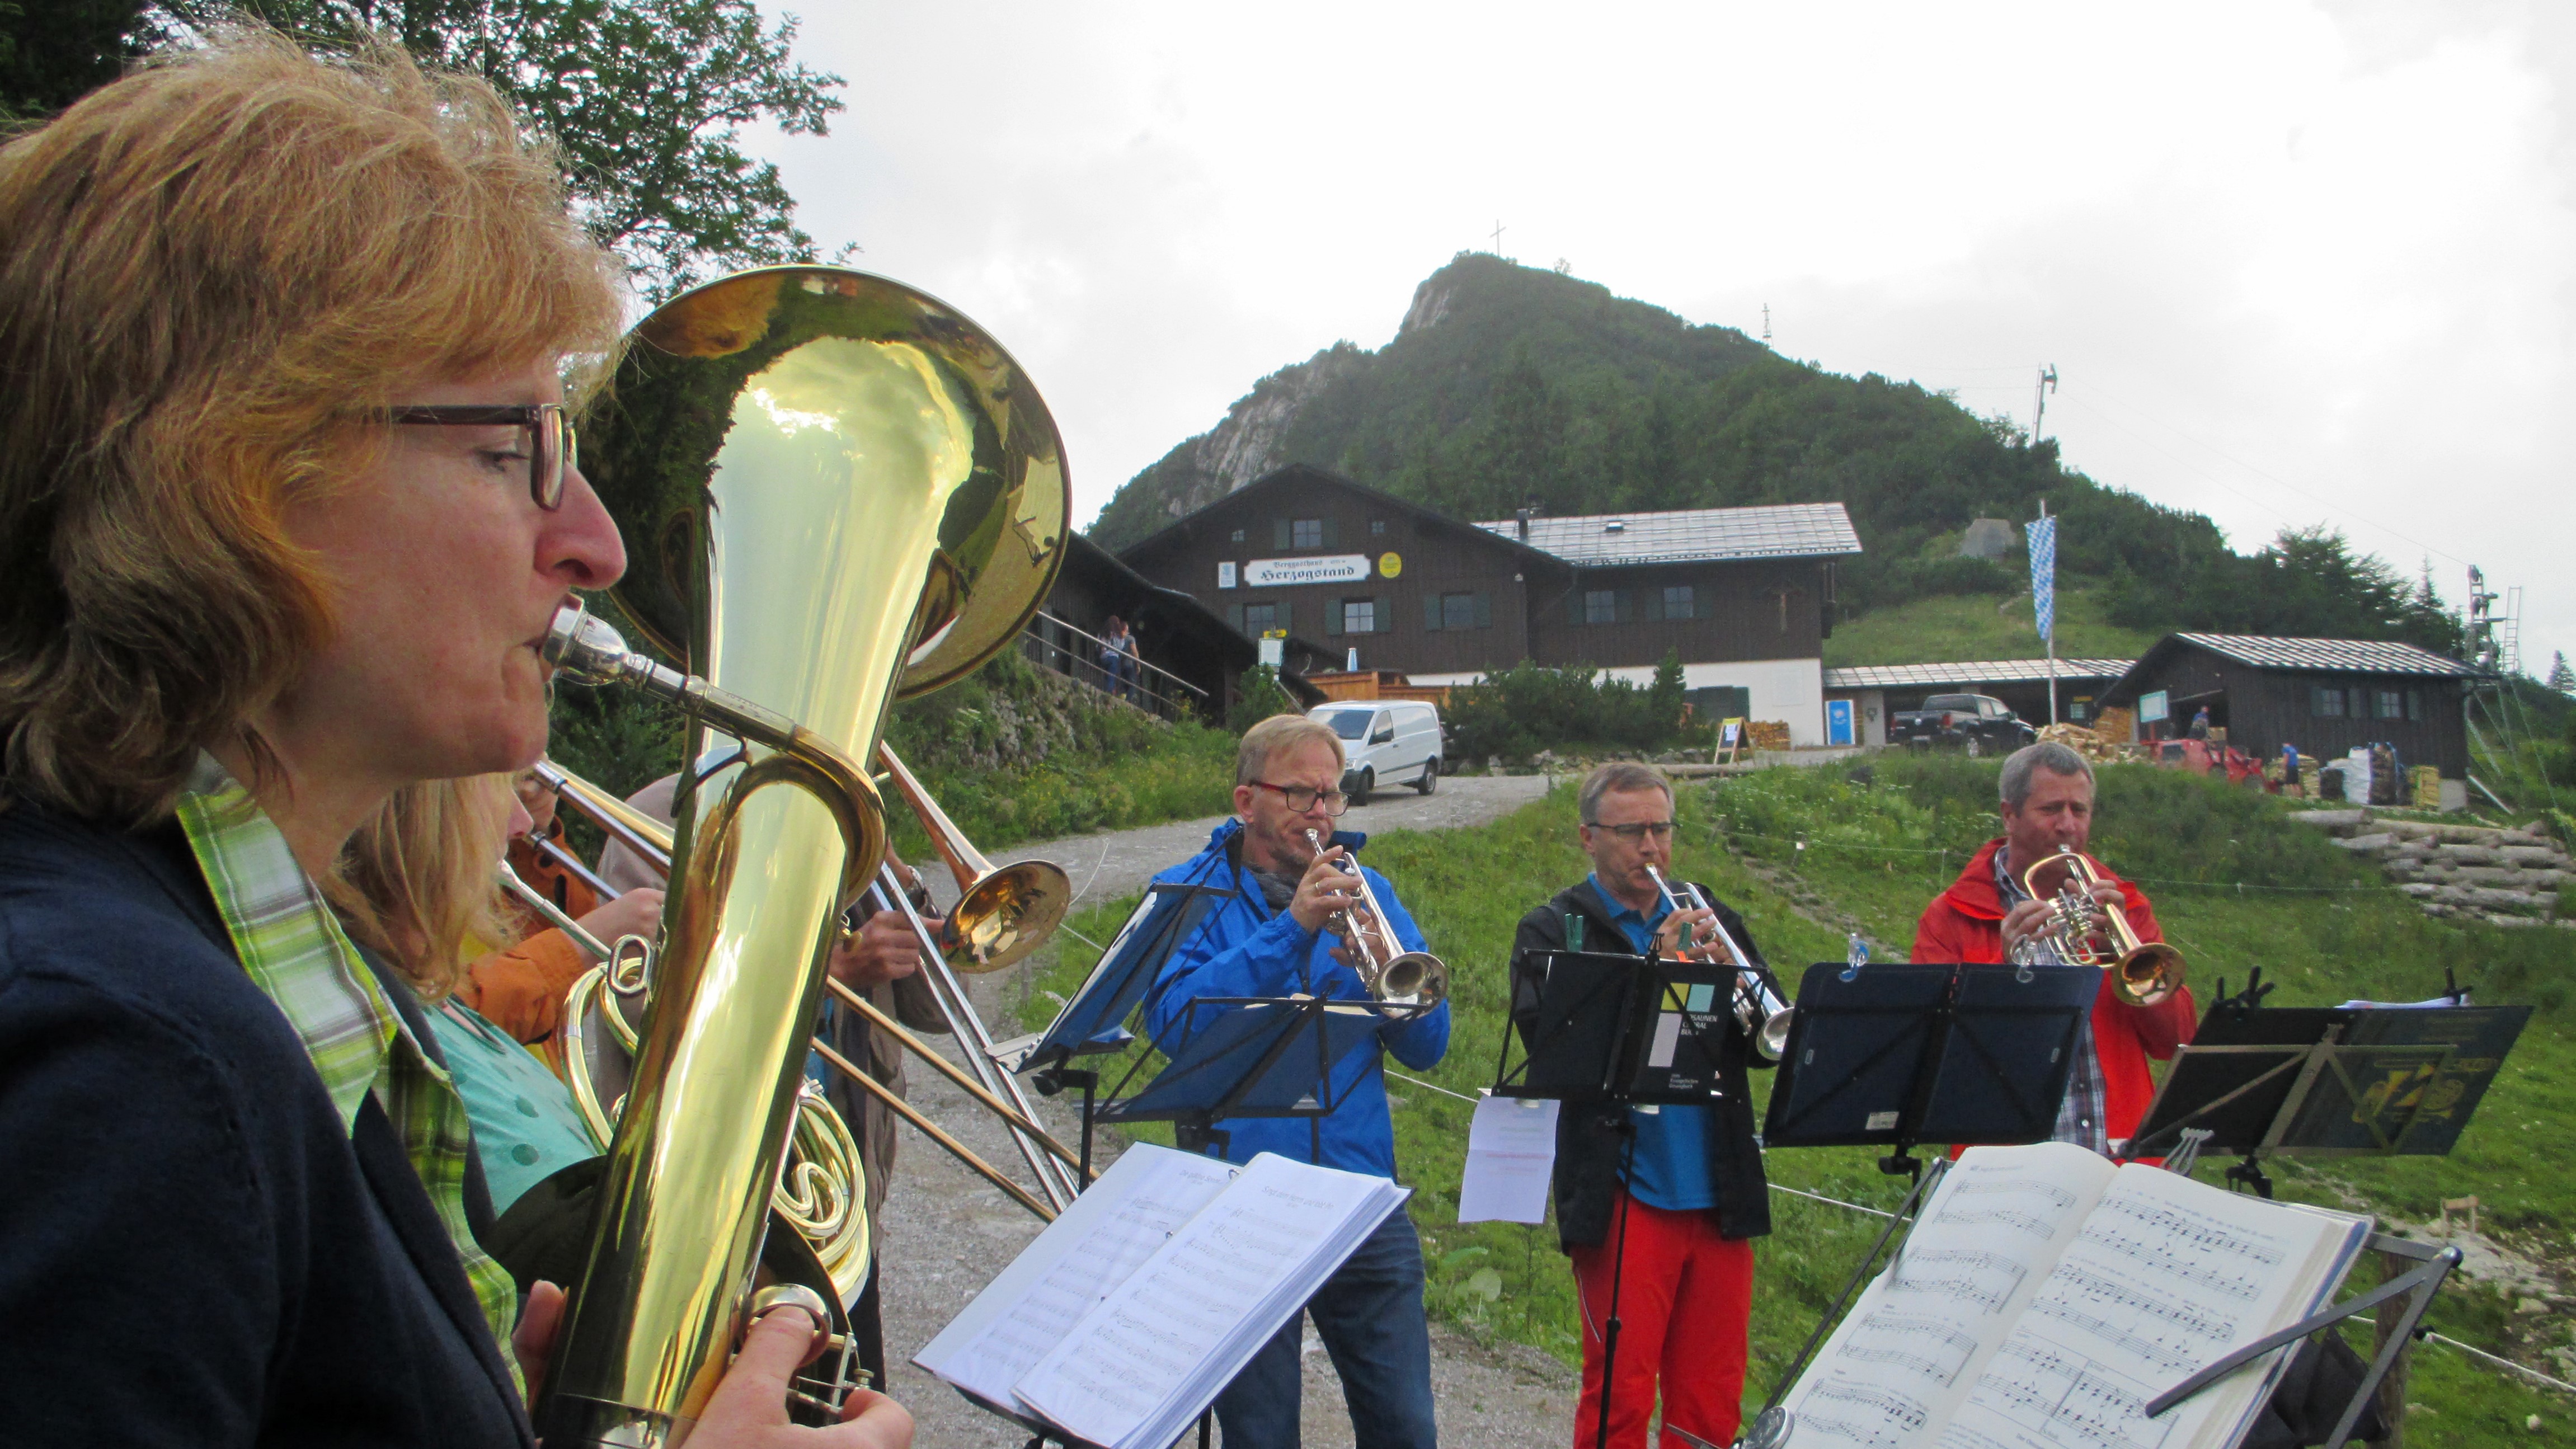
[0, 0, 145, 119]
[147, 0, 844, 297]
[2549, 651, 2574, 695]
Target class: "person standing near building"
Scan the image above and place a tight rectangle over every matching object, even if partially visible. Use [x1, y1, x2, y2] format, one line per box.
[1510, 763, 1769, 1449]
[1143, 714, 1449, 1449]
[2188, 705, 2211, 741]
[1912, 743, 2196, 1158]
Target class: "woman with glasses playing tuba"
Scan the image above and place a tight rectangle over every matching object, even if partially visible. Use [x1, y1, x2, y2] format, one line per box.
[0, 31, 908, 1448]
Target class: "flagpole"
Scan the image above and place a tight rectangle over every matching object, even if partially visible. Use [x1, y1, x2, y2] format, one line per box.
[2039, 502, 2057, 727]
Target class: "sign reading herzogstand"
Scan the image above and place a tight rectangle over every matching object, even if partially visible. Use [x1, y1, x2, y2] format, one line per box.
[1243, 555, 1370, 587]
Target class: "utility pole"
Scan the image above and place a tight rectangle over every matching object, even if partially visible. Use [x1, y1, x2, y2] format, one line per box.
[2033, 364, 2058, 441]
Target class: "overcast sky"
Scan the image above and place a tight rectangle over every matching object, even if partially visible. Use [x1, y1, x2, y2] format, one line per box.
[749, 1, 2573, 673]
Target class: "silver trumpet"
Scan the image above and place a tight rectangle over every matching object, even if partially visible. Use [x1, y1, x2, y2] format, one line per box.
[1303, 829, 1447, 1008]
[1644, 863, 1793, 1062]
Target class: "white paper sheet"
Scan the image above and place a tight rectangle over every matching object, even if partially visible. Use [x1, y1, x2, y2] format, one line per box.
[913, 1145, 1239, 1411]
[1458, 1094, 1559, 1224]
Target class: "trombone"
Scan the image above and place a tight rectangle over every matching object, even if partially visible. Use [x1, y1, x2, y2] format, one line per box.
[1643, 863, 1793, 1062]
[535, 753, 1086, 1219]
[1303, 829, 1447, 1008]
[2014, 845, 2185, 1008]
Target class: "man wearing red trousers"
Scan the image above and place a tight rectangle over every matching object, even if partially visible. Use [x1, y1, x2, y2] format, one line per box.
[1511, 763, 1771, 1449]
[1913, 741, 2196, 1157]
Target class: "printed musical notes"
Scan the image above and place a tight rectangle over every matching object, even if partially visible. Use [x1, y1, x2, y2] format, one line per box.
[1774, 1143, 2370, 1449]
[1890, 1249, 2028, 1316]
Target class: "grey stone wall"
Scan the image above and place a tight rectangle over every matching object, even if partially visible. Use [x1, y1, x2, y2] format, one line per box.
[2291, 810, 2573, 928]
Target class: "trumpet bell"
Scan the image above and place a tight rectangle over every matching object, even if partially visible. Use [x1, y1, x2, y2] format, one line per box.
[2116, 940, 2187, 1009]
[1374, 950, 1449, 1009]
[943, 858, 1073, 973]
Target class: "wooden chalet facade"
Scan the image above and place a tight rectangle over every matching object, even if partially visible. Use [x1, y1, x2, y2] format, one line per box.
[2095, 633, 2484, 778]
[1113, 465, 1862, 744]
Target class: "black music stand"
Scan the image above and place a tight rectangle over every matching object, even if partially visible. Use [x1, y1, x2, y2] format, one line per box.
[993, 879, 1234, 1184]
[1762, 961, 2097, 1179]
[1094, 994, 1416, 1156]
[1493, 949, 1743, 1449]
[2129, 994, 2531, 1196]
[1496, 948, 1739, 1106]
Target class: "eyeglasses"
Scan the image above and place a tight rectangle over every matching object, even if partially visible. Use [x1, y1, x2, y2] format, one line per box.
[1586, 820, 1675, 841]
[387, 403, 579, 511]
[1248, 779, 1350, 816]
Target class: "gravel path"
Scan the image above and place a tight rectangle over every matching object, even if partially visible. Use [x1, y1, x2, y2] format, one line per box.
[877, 770, 1574, 1447]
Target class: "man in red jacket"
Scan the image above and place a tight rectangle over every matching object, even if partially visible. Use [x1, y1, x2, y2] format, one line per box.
[1912, 742, 2196, 1156]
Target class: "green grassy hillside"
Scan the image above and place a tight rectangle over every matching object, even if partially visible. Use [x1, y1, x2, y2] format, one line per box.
[1019, 761, 2576, 1445]
[1822, 586, 2161, 667]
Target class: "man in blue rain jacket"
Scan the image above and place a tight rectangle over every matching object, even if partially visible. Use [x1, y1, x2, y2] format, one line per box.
[1144, 713, 1449, 1449]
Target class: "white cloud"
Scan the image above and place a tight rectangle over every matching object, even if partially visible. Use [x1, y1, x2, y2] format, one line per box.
[750, 0, 2576, 670]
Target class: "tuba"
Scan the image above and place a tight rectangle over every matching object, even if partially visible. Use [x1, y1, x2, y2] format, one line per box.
[532, 266, 1069, 1447]
[2015, 845, 2185, 1008]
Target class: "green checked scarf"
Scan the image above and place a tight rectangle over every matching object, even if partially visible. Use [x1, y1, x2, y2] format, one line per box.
[173, 755, 521, 1386]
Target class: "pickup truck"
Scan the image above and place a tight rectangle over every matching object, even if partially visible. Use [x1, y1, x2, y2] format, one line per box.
[1890, 693, 2038, 756]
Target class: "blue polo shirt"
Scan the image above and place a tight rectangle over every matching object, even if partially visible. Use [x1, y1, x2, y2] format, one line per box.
[1590, 874, 1721, 1213]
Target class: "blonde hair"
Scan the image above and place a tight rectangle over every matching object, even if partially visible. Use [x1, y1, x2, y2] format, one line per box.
[1236, 714, 1344, 788]
[0, 28, 622, 823]
[329, 774, 519, 1003]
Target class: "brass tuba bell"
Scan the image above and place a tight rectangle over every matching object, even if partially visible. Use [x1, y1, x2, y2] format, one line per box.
[532, 266, 1069, 1447]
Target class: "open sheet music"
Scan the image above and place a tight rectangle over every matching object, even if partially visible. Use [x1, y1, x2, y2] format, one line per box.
[1780, 1142, 2370, 1449]
[914, 1144, 1409, 1449]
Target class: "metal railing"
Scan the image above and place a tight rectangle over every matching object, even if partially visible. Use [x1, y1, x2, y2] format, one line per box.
[1019, 610, 1209, 722]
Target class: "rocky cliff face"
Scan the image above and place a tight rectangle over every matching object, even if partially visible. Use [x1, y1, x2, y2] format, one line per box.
[1137, 341, 1370, 525]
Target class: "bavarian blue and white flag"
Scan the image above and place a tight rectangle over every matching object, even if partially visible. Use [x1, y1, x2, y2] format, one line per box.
[2027, 515, 2057, 643]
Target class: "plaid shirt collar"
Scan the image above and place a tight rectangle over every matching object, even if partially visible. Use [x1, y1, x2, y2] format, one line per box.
[173, 754, 521, 1377]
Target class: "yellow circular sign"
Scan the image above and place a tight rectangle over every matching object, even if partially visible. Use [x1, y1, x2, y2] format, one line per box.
[1379, 552, 1403, 578]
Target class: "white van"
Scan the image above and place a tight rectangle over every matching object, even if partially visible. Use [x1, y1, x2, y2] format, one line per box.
[1308, 700, 1444, 805]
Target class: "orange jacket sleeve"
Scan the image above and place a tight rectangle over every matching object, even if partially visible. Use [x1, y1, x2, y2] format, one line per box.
[455, 929, 591, 1045]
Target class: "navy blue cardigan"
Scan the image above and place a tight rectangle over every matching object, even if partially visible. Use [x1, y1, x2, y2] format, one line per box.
[0, 801, 531, 1447]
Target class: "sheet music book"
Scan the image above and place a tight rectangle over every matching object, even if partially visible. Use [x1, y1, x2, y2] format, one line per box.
[1779, 1142, 2370, 1449]
[913, 1144, 1409, 1449]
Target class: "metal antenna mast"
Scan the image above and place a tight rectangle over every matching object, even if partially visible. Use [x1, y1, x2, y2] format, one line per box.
[1762, 304, 1773, 343]
[1490, 219, 1505, 256]
[2033, 364, 2059, 441]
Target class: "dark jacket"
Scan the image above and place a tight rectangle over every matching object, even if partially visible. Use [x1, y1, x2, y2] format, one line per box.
[1510, 878, 1771, 1250]
[0, 802, 531, 1447]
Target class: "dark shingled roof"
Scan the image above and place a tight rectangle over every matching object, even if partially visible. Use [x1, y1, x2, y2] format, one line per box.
[2169, 633, 2482, 678]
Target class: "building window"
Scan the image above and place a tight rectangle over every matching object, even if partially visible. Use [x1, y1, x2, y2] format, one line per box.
[2374, 689, 2405, 720]
[1370, 519, 1386, 536]
[1339, 598, 1376, 634]
[1651, 585, 1696, 622]
[1577, 589, 1633, 625]
[2312, 686, 2345, 718]
[1291, 518, 1324, 549]
[2406, 689, 2424, 722]
[1230, 528, 1245, 543]
[1236, 601, 1279, 636]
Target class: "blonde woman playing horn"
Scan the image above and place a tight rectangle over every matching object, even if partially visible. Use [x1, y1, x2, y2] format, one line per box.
[0, 31, 906, 1449]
